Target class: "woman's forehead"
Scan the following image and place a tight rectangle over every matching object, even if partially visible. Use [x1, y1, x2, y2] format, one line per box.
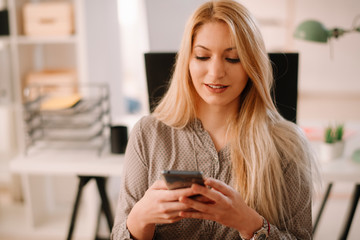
[192, 22, 236, 49]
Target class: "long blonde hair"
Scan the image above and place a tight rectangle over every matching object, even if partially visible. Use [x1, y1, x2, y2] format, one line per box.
[154, 0, 317, 228]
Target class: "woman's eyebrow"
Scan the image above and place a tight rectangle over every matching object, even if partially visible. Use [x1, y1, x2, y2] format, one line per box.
[193, 45, 210, 50]
[225, 47, 237, 52]
[193, 45, 236, 52]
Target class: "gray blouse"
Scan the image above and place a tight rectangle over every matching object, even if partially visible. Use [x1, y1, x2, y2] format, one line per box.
[111, 115, 312, 240]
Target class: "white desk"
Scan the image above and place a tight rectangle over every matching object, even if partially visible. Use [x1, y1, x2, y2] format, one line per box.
[10, 149, 124, 177]
[308, 124, 360, 239]
[9, 148, 124, 240]
[320, 157, 360, 182]
[15, 146, 360, 180]
[313, 156, 360, 239]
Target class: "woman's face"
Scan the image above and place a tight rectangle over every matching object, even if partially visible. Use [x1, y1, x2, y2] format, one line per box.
[189, 21, 248, 111]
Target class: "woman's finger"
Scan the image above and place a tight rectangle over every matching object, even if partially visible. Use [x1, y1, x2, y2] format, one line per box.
[178, 195, 216, 214]
[190, 183, 225, 203]
[204, 177, 234, 197]
[158, 201, 194, 213]
[166, 187, 199, 200]
[151, 180, 203, 201]
[191, 195, 215, 204]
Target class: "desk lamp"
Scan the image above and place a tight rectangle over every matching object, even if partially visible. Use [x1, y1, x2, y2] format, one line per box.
[294, 19, 360, 43]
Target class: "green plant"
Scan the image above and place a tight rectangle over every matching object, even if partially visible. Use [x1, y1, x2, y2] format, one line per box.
[325, 127, 335, 143]
[334, 124, 344, 141]
[324, 124, 344, 143]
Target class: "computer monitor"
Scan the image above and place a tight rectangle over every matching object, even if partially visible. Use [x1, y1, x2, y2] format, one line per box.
[144, 52, 298, 123]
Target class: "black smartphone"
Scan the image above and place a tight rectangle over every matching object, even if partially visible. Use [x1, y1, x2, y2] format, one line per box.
[162, 170, 205, 190]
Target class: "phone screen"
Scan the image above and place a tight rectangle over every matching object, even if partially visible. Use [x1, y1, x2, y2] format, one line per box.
[162, 170, 205, 190]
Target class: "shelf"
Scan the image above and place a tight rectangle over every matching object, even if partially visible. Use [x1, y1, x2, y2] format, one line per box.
[39, 98, 104, 115]
[15, 35, 78, 45]
[0, 36, 10, 44]
[41, 109, 104, 128]
[1, 35, 78, 46]
[23, 83, 110, 155]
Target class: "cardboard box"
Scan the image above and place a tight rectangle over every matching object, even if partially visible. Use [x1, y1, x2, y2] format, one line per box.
[26, 69, 77, 85]
[23, 2, 74, 36]
[24, 69, 77, 101]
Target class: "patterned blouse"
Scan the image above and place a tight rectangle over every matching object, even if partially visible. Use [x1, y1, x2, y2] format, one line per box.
[111, 115, 312, 240]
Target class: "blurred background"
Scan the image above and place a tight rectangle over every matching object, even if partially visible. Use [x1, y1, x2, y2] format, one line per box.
[0, 0, 359, 239]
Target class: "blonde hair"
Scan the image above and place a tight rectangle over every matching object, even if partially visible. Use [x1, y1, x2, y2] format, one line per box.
[154, 0, 318, 228]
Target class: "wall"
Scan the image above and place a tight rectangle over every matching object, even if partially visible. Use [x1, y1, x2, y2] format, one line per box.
[144, 0, 206, 52]
[144, 0, 292, 52]
[294, 0, 360, 93]
[85, 0, 125, 120]
[117, 0, 149, 117]
[293, 0, 360, 122]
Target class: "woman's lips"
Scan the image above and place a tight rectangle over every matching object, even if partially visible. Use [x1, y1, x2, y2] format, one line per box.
[204, 84, 229, 93]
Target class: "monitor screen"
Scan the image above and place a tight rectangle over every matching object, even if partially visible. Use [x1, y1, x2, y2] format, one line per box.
[144, 52, 298, 123]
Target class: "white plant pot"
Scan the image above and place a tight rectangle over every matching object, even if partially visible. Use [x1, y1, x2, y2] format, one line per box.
[320, 141, 345, 162]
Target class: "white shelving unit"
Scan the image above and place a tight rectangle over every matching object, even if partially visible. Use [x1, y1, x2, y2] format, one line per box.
[5, 0, 87, 154]
[0, 0, 108, 239]
[0, 0, 125, 238]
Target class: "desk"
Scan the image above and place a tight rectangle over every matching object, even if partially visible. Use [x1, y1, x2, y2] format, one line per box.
[10, 149, 124, 177]
[320, 157, 360, 183]
[310, 124, 360, 239]
[10, 148, 124, 240]
[314, 156, 360, 238]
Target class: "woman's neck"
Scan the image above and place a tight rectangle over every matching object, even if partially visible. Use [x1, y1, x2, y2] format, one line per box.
[197, 104, 237, 152]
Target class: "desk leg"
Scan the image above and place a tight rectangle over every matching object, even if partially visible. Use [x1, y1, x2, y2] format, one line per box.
[338, 184, 360, 240]
[67, 176, 114, 240]
[67, 176, 92, 240]
[95, 177, 114, 231]
[313, 183, 333, 235]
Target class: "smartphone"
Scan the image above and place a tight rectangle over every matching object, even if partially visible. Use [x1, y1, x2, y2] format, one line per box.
[162, 170, 205, 190]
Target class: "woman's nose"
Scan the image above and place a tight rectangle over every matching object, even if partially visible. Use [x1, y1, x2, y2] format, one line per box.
[208, 57, 225, 78]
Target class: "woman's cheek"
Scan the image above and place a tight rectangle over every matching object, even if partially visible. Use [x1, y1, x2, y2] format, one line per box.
[189, 61, 205, 83]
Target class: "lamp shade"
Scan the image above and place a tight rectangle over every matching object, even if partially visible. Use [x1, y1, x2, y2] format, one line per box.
[294, 20, 330, 43]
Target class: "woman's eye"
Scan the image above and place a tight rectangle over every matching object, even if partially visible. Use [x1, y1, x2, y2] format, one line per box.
[195, 56, 209, 61]
[226, 58, 240, 63]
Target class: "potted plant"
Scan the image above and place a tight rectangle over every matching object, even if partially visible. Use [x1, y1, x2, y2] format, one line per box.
[320, 123, 345, 162]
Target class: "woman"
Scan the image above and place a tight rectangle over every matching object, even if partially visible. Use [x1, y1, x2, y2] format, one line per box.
[111, 0, 319, 239]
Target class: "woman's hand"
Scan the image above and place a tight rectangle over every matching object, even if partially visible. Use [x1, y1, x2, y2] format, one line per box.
[126, 180, 196, 240]
[178, 178, 263, 239]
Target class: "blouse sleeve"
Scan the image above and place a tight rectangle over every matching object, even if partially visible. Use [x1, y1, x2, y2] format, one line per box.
[111, 119, 150, 240]
[267, 160, 313, 239]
